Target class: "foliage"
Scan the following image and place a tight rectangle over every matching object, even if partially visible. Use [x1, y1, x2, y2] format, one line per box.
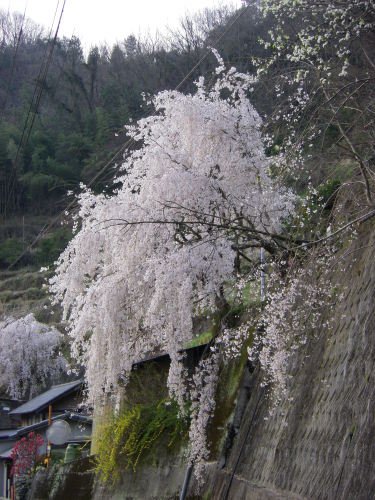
[0, 313, 66, 398]
[253, 0, 375, 202]
[10, 431, 44, 477]
[0, 4, 259, 218]
[35, 227, 72, 266]
[0, 238, 23, 267]
[95, 399, 188, 486]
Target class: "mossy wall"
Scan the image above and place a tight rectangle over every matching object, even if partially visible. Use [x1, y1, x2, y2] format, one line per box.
[211, 222, 375, 499]
[28, 456, 95, 500]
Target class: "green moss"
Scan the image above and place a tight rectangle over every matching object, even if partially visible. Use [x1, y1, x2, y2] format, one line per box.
[208, 328, 254, 459]
[225, 280, 261, 307]
[185, 330, 213, 348]
[124, 361, 169, 407]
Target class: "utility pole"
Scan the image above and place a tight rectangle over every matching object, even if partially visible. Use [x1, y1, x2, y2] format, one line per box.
[47, 404, 52, 467]
[260, 247, 266, 301]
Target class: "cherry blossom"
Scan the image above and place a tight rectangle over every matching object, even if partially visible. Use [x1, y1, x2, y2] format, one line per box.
[0, 314, 66, 399]
[50, 60, 294, 409]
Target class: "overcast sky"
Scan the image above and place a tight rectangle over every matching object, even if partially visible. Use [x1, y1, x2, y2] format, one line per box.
[1, 0, 241, 50]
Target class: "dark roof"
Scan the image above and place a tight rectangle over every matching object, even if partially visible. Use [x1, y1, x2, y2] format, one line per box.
[133, 342, 208, 367]
[0, 447, 13, 459]
[0, 412, 92, 440]
[0, 429, 14, 438]
[9, 380, 83, 416]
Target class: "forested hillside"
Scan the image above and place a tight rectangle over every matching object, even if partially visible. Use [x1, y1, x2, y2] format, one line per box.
[0, 5, 267, 214]
[0, 0, 372, 325]
[0, 4, 275, 270]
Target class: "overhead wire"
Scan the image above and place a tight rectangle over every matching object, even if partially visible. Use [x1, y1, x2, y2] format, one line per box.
[6, 3, 250, 271]
[22, 0, 66, 155]
[2, 0, 64, 218]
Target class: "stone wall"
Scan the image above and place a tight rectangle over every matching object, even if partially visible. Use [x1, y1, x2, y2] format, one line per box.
[92, 455, 188, 500]
[28, 457, 94, 500]
[211, 223, 375, 499]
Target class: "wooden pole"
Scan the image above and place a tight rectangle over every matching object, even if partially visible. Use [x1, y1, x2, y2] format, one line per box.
[47, 404, 52, 467]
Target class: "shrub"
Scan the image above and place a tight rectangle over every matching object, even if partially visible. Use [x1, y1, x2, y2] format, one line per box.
[36, 227, 72, 265]
[0, 238, 23, 268]
[95, 399, 189, 486]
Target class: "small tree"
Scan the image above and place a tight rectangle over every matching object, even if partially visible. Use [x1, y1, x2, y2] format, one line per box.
[10, 432, 44, 477]
[253, 0, 375, 203]
[0, 314, 66, 399]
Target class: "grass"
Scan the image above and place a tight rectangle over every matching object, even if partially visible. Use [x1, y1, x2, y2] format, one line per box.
[0, 266, 59, 322]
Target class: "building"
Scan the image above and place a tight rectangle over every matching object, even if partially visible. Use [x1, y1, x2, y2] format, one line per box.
[0, 380, 92, 499]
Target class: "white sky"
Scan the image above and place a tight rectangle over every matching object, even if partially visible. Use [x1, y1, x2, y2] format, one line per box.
[1, 0, 242, 50]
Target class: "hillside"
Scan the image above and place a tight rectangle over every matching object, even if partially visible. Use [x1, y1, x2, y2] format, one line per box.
[1, 1, 375, 499]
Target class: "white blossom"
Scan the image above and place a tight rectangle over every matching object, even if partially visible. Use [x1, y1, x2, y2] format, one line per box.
[50, 62, 294, 408]
[0, 314, 66, 399]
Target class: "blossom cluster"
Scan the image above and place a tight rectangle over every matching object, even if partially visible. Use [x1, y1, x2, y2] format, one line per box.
[252, 0, 375, 199]
[0, 314, 66, 399]
[188, 352, 219, 483]
[259, 0, 375, 79]
[249, 247, 337, 410]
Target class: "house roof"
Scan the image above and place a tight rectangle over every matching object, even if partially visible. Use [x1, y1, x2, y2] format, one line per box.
[9, 380, 83, 416]
[0, 447, 13, 459]
[0, 412, 92, 440]
[0, 429, 14, 438]
[133, 342, 208, 367]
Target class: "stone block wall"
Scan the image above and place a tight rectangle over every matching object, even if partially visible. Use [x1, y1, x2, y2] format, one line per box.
[212, 223, 375, 499]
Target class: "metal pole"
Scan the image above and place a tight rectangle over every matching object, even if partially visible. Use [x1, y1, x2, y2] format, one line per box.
[47, 404, 52, 467]
[180, 463, 193, 500]
[260, 247, 265, 301]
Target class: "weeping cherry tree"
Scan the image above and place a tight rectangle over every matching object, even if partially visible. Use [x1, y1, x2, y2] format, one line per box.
[50, 54, 295, 476]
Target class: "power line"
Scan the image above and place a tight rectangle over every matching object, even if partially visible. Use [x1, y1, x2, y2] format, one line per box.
[6, 3, 250, 271]
[2, 0, 65, 218]
[2, 1, 61, 217]
[10, 0, 61, 166]
[21, 0, 66, 157]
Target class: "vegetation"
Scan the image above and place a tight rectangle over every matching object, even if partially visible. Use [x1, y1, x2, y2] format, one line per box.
[0, 5, 261, 218]
[2, 0, 375, 489]
[95, 398, 189, 486]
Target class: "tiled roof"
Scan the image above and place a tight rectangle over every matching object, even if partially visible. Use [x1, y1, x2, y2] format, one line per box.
[9, 380, 83, 416]
[0, 446, 13, 459]
[0, 412, 92, 440]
